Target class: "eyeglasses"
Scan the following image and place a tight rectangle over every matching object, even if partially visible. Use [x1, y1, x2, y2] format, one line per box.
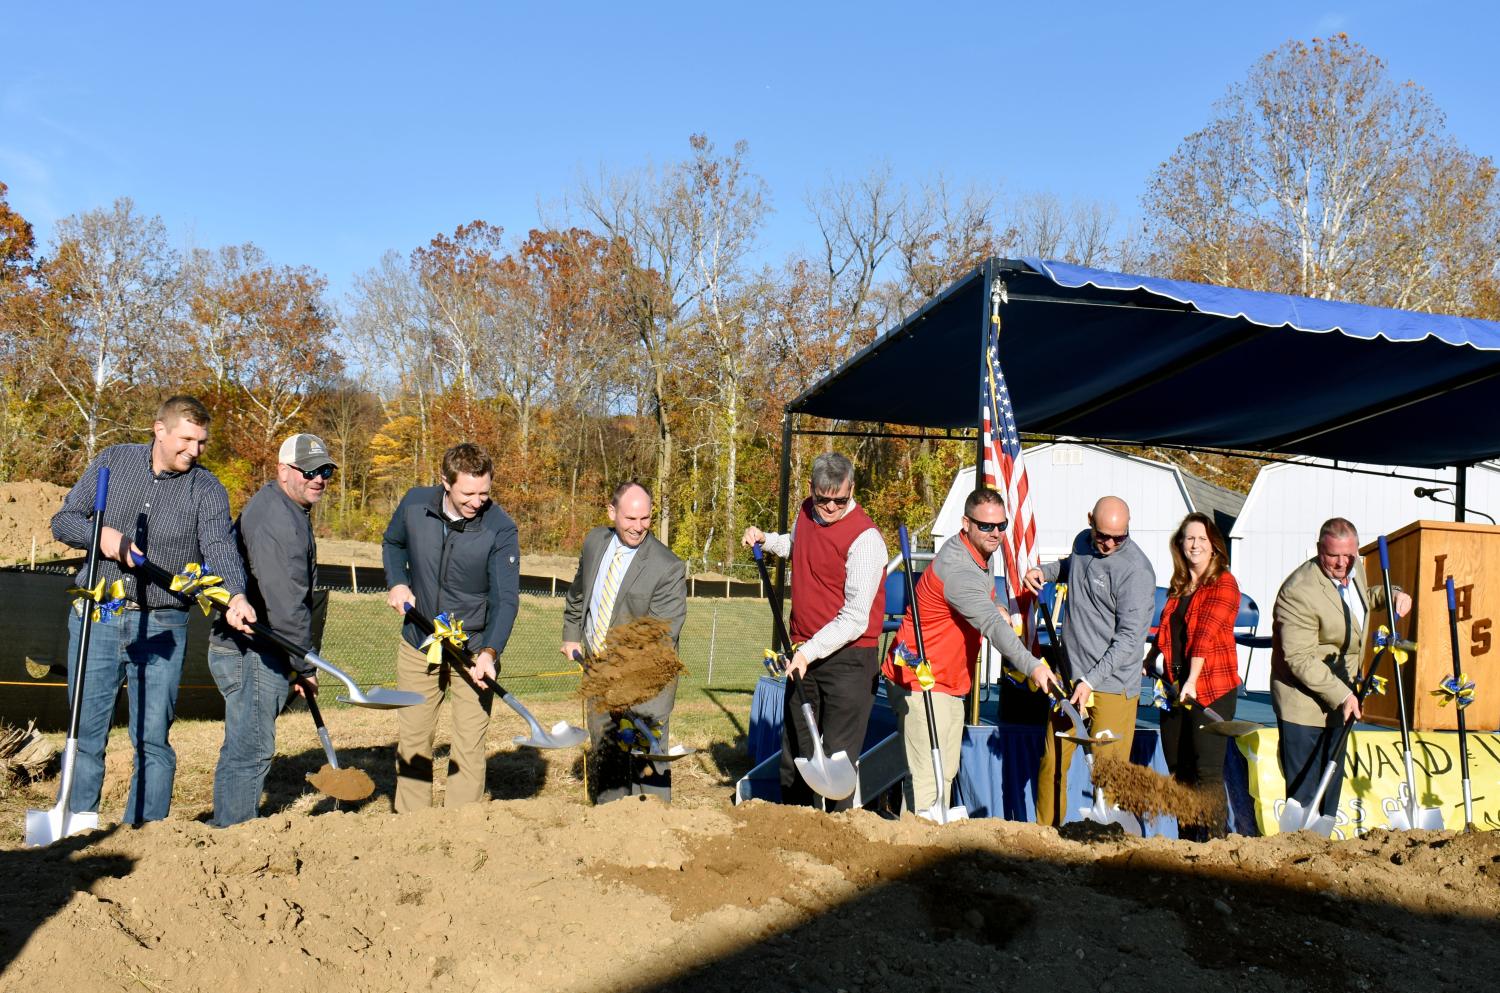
[1094, 529, 1129, 545]
[291, 464, 335, 480]
[967, 517, 1008, 533]
[813, 493, 851, 508]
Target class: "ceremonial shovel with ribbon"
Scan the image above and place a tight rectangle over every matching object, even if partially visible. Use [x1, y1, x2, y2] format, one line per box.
[404, 605, 586, 749]
[751, 542, 856, 803]
[26, 468, 111, 846]
[129, 552, 423, 709]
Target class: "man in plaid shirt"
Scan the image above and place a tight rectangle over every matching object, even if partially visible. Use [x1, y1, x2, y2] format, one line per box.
[51, 395, 256, 825]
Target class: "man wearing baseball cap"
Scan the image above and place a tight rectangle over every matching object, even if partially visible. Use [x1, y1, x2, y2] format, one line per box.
[207, 433, 338, 826]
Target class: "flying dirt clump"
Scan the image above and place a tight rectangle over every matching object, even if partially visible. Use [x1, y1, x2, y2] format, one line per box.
[1091, 756, 1225, 827]
[578, 617, 686, 712]
[306, 764, 375, 802]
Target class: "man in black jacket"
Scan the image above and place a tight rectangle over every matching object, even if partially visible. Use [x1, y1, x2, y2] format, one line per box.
[208, 433, 335, 827]
[384, 443, 520, 811]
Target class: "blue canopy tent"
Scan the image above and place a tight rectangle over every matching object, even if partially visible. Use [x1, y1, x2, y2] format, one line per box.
[766, 257, 1500, 826]
[776, 257, 1500, 535]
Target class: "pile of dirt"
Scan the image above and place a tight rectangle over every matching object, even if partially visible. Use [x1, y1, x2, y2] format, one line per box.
[0, 481, 71, 566]
[3, 799, 1499, 993]
[578, 618, 686, 712]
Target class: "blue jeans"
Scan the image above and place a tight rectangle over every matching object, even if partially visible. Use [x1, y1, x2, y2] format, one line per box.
[63, 605, 189, 825]
[208, 644, 293, 827]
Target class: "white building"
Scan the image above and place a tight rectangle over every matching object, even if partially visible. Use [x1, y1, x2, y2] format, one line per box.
[932, 442, 1244, 587]
[1230, 459, 1500, 690]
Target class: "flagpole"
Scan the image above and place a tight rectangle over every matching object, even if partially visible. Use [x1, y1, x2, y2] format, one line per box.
[970, 262, 996, 725]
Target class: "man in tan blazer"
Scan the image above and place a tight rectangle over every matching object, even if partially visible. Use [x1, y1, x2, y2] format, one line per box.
[561, 481, 687, 803]
[1270, 517, 1410, 818]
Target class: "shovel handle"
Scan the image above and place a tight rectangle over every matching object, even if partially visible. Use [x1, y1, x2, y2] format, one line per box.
[401, 604, 513, 699]
[1378, 535, 1390, 572]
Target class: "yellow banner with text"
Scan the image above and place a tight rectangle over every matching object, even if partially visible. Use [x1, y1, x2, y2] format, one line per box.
[1238, 727, 1500, 837]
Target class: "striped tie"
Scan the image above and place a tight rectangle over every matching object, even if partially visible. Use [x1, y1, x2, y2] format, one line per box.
[588, 547, 628, 656]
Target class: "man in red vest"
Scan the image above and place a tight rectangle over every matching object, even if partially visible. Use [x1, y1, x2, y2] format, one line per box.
[743, 452, 887, 810]
[884, 487, 1057, 814]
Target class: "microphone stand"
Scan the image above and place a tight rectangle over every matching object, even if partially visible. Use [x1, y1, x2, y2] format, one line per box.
[1417, 493, 1495, 525]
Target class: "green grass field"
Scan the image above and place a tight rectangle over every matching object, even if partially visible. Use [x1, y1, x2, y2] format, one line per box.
[320, 592, 775, 744]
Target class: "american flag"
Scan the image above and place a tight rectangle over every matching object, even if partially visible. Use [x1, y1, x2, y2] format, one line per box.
[981, 310, 1038, 644]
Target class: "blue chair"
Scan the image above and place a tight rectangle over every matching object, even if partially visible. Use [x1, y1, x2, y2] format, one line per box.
[1145, 586, 1169, 646]
[1234, 592, 1271, 685]
[882, 570, 907, 634]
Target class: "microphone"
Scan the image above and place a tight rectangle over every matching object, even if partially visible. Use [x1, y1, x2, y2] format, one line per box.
[1415, 486, 1451, 499]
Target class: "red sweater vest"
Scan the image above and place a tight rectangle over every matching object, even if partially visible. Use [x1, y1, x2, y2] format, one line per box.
[790, 497, 886, 648]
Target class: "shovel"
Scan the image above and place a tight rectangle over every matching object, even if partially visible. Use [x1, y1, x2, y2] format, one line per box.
[751, 542, 858, 803]
[26, 467, 110, 846]
[1148, 655, 1262, 738]
[295, 675, 377, 804]
[1033, 593, 1137, 832]
[1373, 536, 1443, 832]
[129, 552, 423, 709]
[1444, 577, 1475, 832]
[1277, 603, 1390, 836]
[895, 526, 968, 824]
[406, 605, 586, 748]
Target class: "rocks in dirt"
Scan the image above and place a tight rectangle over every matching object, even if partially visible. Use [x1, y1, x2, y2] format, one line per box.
[577, 618, 686, 712]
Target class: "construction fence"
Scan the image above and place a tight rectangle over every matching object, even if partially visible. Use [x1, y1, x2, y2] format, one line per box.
[0, 564, 777, 732]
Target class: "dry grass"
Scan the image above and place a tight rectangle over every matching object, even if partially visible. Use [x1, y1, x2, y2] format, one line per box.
[0, 690, 756, 847]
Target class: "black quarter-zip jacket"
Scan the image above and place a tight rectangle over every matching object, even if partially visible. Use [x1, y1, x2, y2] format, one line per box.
[381, 485, 521, 657]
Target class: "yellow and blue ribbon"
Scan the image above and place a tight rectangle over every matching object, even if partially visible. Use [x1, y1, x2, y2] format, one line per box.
[68, 577, 128, 623]
[418, 611, 468, 666]
[170, 563, 233, 616]
[1151, 678, 1171, 711]
[894, 641, 936, 691]
[1360, 672, 1389, 697]
[1375, 626, 1411, 667]
[1431, 673, 1476, 710]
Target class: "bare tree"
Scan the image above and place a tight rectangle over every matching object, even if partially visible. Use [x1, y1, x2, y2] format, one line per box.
[1145, 34, 1500, 310]
[39, 198, 180, 461]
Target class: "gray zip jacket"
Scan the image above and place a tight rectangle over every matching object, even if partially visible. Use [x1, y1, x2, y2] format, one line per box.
[1038, 529, 1155, 696]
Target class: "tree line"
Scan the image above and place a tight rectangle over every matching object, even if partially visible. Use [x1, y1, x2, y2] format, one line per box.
[2, 37, 1496, 574]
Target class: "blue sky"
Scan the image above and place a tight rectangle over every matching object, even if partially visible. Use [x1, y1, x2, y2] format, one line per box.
[5, 1, 1496, 303]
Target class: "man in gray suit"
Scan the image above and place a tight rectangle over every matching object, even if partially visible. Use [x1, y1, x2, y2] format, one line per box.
[561, 480, 687, 803]
[1271, 517, 1410, 819]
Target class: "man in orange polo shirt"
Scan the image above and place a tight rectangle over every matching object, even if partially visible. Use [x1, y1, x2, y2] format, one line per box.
[884, 487, 1057, 814]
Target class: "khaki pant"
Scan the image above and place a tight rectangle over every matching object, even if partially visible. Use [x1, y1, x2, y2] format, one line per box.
[394, 639, 492, 812]
[889, 680, 966, 814]
[1035, 689, 1137, 827]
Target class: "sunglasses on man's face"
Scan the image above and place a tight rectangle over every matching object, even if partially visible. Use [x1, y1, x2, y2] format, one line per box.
[292, 464, 335, 481]
[1094, 529, 1129, 545]
[813, 493, 851, 508]
[967, 517, 1008, 533]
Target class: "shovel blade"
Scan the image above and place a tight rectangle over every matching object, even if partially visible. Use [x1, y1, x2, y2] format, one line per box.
[338, 686, 426, 709]
[916, 804, 970, 824]
[24, 804, 98, 847]
[514, 721, 588, 750]
[1201, 719, 1262, 738]
[795, 749, 857, 801]
[1385, 798, 1444, 832]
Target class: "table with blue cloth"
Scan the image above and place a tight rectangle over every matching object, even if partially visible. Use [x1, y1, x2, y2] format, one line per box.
[747, 675, 1262, 836]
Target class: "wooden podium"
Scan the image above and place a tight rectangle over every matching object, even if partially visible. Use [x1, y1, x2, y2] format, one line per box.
[1361, 520, 1500, 733]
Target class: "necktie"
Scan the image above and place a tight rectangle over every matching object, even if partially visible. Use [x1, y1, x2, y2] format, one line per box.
[589, 548, 628, 655]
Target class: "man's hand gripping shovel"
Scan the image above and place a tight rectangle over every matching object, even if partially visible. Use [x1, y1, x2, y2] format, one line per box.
[752, 542, 856, 803]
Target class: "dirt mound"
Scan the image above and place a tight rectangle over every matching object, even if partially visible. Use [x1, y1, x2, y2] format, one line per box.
[0, 481, 71, 565]
[4, 799, 1500, 993]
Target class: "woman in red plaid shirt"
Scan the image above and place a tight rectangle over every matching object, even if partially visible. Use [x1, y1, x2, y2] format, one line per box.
[1156, 512, 1242, 812]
